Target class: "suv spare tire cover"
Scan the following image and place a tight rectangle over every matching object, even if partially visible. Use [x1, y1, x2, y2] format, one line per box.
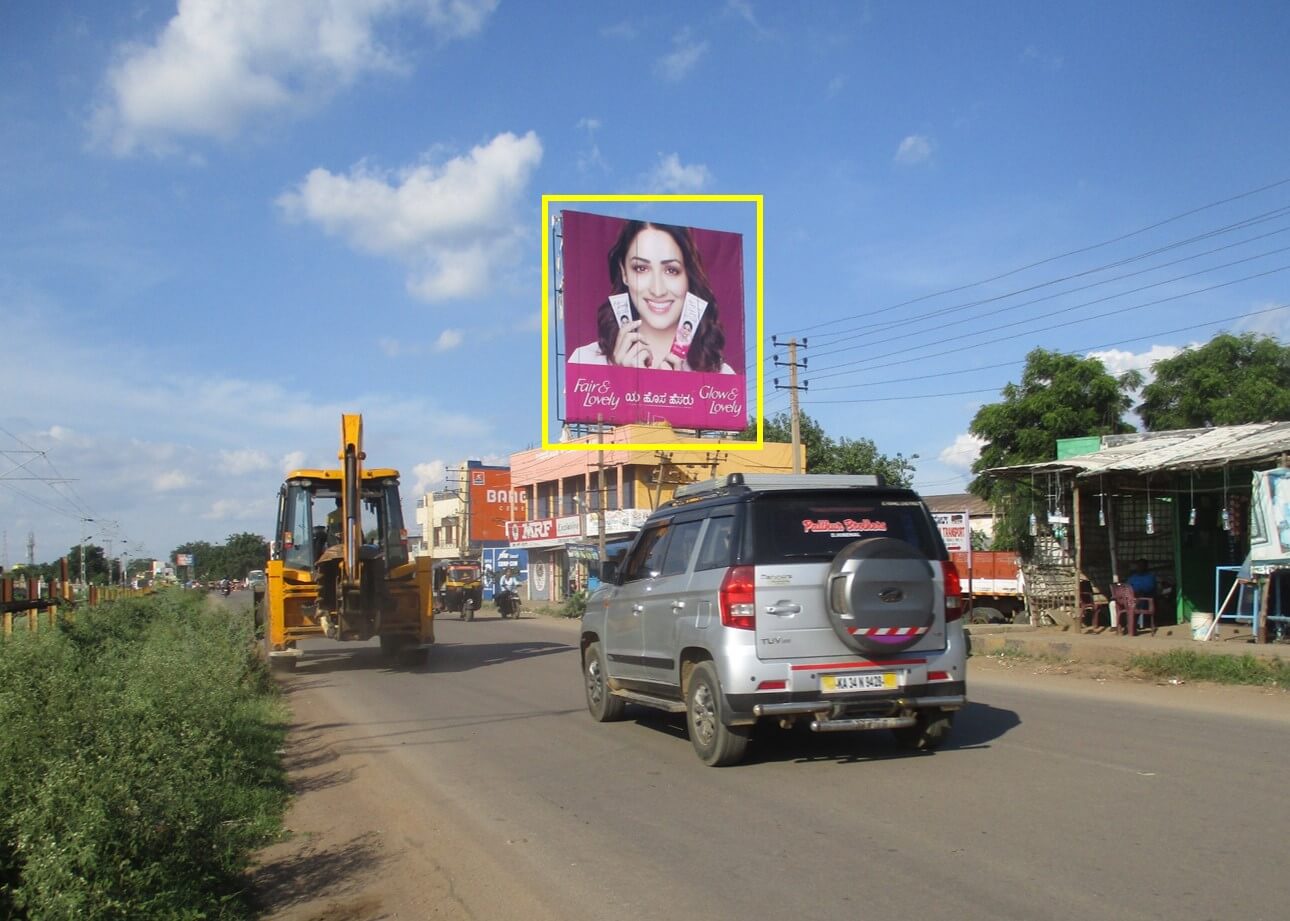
[826, 537, 935, 655]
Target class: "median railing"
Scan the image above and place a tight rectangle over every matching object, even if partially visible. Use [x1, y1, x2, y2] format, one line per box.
[1, 559, 151, 637]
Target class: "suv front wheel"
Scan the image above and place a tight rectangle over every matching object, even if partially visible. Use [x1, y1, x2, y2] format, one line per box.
[686, 662, 751, 767]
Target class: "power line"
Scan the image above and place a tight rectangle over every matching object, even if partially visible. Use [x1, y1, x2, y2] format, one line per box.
[807, 264, 1290, 383]
[806, 224, 1290, 359]
[800, 302, 1289, 404]
[783, 176, 1290, 338]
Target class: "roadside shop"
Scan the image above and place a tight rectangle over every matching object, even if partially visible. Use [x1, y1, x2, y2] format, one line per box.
[985, 422, 1290, 641]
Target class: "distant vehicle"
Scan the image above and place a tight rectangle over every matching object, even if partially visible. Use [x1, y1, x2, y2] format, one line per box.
[436, 559, 483, 617]
[246, 570, 267, 591]
[582, 473, 967, 766]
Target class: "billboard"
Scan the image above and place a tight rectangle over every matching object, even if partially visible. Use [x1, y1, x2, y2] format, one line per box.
[932, 512, 971, 553]
[469, 467, 526, 543]
[561, 210, 747, 431]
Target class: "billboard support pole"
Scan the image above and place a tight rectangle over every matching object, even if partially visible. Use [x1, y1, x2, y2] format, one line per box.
[597, 418, 607, 568]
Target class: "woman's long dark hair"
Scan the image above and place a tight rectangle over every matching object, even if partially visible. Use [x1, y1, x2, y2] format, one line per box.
[595, 221, 727, 372]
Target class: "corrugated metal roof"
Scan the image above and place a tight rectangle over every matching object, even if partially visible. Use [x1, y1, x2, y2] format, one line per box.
[922, 492, 994, 516]
[987, 421, 1290, 479]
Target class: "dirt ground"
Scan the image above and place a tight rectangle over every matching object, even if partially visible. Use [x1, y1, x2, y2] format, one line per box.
[246, 643, 1287, 920]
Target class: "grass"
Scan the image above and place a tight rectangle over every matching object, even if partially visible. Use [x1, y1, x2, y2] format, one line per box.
[0, 589, 288, 919]
[1129, 649, 1290, 689]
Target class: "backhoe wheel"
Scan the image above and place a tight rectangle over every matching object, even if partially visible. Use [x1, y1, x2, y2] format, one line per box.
[379, 634, 405, 657]
[892, 709, 955, 751]
[686, 662, 751, 767]
[584, 642, 627, 722]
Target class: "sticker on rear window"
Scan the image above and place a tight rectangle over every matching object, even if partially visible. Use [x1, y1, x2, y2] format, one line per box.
[802, 518, 888, 534]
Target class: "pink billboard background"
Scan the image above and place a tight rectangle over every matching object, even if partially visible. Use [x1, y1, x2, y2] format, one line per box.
[561, 210, 747, 431]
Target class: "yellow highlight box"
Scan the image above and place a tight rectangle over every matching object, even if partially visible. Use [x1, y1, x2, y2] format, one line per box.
[540, 193, 764, 452]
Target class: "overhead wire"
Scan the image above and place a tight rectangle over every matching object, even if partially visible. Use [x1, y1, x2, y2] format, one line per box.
[800, 302, 1289, 404]
[783, 175, 1290, 338]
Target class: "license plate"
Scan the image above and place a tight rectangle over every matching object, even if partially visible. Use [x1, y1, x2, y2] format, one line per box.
[821, 672, 898, 693]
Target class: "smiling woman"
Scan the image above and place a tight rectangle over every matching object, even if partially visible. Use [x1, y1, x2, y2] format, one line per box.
[567, 220, 735, 374]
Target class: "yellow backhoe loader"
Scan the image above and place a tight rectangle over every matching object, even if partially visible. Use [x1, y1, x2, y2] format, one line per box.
[256, 414, 435, 669]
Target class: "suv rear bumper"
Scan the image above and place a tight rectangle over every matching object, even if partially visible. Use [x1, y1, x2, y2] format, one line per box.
[726, 680, 966, 724]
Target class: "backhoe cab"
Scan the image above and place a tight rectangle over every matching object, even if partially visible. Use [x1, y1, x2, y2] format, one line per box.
[258, 414, 436, 669]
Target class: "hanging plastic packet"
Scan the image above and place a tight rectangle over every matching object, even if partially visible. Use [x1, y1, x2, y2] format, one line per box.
[1145, 512, 1155, 535]
[1028, 512, 1037, 536]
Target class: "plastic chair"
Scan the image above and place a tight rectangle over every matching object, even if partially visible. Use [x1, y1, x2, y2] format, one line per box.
[1111, 583, 1156, 636]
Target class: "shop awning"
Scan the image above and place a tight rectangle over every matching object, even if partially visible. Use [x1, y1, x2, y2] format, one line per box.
[988, 422, 1290, 480]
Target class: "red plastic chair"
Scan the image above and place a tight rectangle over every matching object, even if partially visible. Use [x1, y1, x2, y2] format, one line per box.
[1111, 583, 1156, 636]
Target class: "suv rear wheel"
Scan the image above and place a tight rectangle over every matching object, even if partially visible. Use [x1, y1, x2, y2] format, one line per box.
[584, 642, 627, 722]
[686, 662, 751, 767]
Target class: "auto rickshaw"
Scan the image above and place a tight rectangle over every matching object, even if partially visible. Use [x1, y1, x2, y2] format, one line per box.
[438, 559, 483, 620]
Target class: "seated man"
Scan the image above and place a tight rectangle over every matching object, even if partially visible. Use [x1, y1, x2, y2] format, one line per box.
[1126, 559, 1157, 628]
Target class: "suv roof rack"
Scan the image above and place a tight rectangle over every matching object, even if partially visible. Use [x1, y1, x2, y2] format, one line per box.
[671, 471, 887, 502]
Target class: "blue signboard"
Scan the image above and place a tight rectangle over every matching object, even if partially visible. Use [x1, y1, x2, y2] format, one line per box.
[481, 547, 529, 600]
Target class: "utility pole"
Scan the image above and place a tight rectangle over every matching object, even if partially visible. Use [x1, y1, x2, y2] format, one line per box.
[773, 336, 809, 474]
[652, 452, 672, 508]
[596, 417, 607, 569]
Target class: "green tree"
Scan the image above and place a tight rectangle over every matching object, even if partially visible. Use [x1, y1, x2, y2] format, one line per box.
[221, 532, 269, 579]
[739, 411, 917, 486]
[1138, 332, 1290, 430]
[66, 544, 111, 584]
[172, 541, 220, 581]
[969, 348, 1141, 550]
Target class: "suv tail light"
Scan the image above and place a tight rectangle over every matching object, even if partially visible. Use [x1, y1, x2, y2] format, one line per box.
[941, 560, 963, 622]
[719, 565, 756, 630]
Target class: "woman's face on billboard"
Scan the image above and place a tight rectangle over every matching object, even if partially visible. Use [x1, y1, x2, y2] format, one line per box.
[621, 227, 687, 333]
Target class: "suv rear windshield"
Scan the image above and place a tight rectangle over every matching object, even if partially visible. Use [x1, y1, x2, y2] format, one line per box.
[749, 492, 944, 564]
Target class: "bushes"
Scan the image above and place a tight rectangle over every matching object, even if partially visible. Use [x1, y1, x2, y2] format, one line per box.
[0, 590, 288, 919]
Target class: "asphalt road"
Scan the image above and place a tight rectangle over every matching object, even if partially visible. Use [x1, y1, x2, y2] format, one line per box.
[267, 607, 1290, 921]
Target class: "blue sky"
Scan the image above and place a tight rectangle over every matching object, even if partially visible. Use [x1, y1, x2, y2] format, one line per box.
[3, 0, 1289, 565]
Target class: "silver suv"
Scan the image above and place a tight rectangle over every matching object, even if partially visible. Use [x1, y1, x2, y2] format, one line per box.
[580, 473, 967, 766]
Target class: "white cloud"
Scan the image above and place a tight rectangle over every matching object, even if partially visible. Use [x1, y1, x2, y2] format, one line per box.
[657, 29, 708, 82]
[894, 134, 933, 165]
[203, 496, 273, 521]
[939, 433, 986, 471]
[154, 470, 192, 492]
[576, 116, 607, 173]
[601, 21, 637, 40]
[92, 0, 498, 156]
[1022, 45, 1064, 71]
[1234, 301, 1290, 340]
[218, 448, 272, 475]
[1, 289, 504, 560]
[411, 460, 447, 496]
[646, 153, 712, 193]
[277, 130, 543, 301]
[725, 0, 768, 35]
[1086, 344, 1184, 384]
[434, 329, 464, 351]
[827, 74, 845, 97]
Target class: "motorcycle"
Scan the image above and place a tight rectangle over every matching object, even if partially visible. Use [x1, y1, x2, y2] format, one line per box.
[221, 582, 231, 597]
[496, 589, 519, 619]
